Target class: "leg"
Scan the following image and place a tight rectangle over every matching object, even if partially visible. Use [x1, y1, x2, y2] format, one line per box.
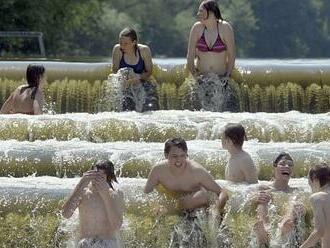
[142, 82, 159, 111]
[179, 188, 208, 210]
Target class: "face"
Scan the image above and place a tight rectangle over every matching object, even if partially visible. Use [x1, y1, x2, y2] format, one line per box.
[197, 3, 207, 21]
[274, 158, 294, 180]
[119, 36, 136, 53]
[91, 166, 107, 180]
[165, 146, 187, 168]
[39, 73, 47, 86]
[221, 133, 230, 150]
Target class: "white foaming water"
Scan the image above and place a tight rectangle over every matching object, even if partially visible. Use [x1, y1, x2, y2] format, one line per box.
[0, 110, 329, 142]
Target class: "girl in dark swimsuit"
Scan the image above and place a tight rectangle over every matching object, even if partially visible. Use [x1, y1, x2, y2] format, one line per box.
[112, 28, 159, 112]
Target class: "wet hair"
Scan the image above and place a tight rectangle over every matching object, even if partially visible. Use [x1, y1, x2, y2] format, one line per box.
[309, 163, 330, 188]
[119, 27, 138, 55]
[91, 160, 118, 189]
[21, 64, 45, 99]
[164, 137, 188, 155]
[273, 152, 293, 167]
[202, 0, 223, 20]
[223, 123, 246, 147]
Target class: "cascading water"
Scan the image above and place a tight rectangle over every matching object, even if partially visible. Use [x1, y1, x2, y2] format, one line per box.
[0, 60, 329, 247]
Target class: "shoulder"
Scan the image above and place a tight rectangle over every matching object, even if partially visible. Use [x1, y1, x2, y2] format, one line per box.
[310, 192, 326, 203]
[190, 22, 204, 33]
[151, 161, 167, 172]
[220, 20, 233, 31]
[138, 44, 152, 55]
[239, 152, 255, 166]
[112, 44, 121, 54]
[189, 160, 208, 174]
[112, 188, 124, 199]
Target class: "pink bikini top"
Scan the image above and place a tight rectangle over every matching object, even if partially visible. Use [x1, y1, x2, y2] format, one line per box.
[196, 22, 226, 53]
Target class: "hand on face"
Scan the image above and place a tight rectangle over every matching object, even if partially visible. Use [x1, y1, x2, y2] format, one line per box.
[80, 170, 99, 187]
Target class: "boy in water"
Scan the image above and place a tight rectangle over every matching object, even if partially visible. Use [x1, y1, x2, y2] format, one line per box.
[144, 137, 227, 212]
[62, 160, 124, 248]
[221, 123, 258, 183]
[253, 152, 305, 247]
[300, 164, 330, 248]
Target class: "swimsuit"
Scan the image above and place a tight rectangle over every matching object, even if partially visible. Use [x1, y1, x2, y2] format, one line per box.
[196, 22, 226, 53]
[119, 49, 145, 74]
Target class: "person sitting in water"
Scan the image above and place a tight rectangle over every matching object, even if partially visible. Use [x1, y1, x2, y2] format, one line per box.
[185, 0, 238, 112]
[253, 152, 305, 247]
[144, 137, 227, 212]
[300, 164, 330, 248]
[221, 123, 258, 184]
[112, 27, 159, 112]
[0, 64, 45, 115]
[62, 160, 124, 248]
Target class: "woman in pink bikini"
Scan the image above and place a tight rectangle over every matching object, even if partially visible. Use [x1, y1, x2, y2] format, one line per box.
[186, 0, 238, 112]
[187, 0, 235, 77]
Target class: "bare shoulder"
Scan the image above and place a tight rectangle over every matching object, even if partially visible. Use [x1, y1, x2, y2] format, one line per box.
[112, 44, 121, 54]
[310, 192, 327, 203]
[152, 160, 167, 172]
[220, 20, 233, 31]
[138, 44, 152, 56]
[189, 160, 208, 174]
[191, 21, 204, 32]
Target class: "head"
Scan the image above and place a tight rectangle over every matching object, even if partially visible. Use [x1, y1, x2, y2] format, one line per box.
[221, 123, 246, 150]
[24, 64, 46, 99]
[273, 152, 294, 181]
[26, 64, 46, 88]
[308, 163, 330, 192]
[164, 137, 188, 168]
[91, 160, 118, 189]
[119, 27, 138, 54]
[197, 0, 223, 22]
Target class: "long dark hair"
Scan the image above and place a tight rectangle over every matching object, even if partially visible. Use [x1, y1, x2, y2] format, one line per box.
[119, 27, 139, 56]
[20, 64, 45, 99]
[202, 0, 223, 20]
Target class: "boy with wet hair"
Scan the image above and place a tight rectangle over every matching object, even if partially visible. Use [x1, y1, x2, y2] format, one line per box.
[62, 160, 124, 248]
[221, 123, 258, 183]
[253, 152, 305, 247]
[301, 164, 330, 248]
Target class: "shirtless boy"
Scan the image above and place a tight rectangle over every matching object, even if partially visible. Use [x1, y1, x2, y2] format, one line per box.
[253, 152, 305, 246]
[221, 123, 258, 183]
[62, 160, 124, 248]
[300, 164, 330, 248]
[144, 137, 227, 212]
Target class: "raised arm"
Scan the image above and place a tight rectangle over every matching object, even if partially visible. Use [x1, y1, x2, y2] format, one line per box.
[140, 45, 153, 81]
[112, 44, 121, 74]
[222, 22, 236, 77]
[300, 194, 326, 248]
[62, 171, 95, 218]
[186, 22, 200, 76]
[144, 164, 160, 194]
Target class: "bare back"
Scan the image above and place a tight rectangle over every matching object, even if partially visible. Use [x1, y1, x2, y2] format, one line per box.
[225, 151, 258, 183]
[1, 85, 43, 114]
[311, 189, 330, 247]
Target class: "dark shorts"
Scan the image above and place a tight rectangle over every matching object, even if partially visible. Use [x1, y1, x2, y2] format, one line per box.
[123, 81, 159, 112]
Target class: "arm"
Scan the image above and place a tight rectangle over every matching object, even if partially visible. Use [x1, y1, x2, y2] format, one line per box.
[0, 92, 14, 114]
[300, 195, 325, 248]
[33, 90, 43, 115]
[112, 45, 121, 74]
[222, 22, 236, 77]
[199, 168, 228, 209]
[62, 174, 92, 219]
[186, 23, 200, 76]
[140, 45, 153, 81]
[144, 165, 160, 194]
[95, 176, 125, 230]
